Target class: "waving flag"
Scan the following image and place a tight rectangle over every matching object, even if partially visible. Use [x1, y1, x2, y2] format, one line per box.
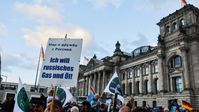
[86, 87, 95, 103]
[182, 100, 193, 111]
[104, 72, 124, 103]
[41, 46, 45, 61]
[83, 56, 90, 65]
[182, 0, 187, 7]
[56, 87, 73, 107]
[14, 78, 30, 112]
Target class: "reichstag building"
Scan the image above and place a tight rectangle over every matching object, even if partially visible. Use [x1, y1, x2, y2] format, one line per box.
[77, 4, 199, 109]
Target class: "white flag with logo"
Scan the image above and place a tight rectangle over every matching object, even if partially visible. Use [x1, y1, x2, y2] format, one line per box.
[14, 78, 30, 112]
[56, 87, 73, 107]
[104, 72, 124, 103]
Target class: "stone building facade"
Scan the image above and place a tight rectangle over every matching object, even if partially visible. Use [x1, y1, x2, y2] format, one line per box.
[77, 4, 199, 109]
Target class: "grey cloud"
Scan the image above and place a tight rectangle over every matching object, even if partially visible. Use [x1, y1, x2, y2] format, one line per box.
[121, 33, 150, 52]
[84, 40, 111, 59]
[1, 53, 36, 73]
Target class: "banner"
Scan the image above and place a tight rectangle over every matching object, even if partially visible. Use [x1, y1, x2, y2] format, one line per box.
[104, 72, 124, 103]
[38, 38, 82, 87]
[14, 78, 30, 112]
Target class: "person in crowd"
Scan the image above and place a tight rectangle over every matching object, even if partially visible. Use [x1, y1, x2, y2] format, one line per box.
[81, 100, 93, 112]
[71, 106, 79, 112]
[90, 94, 100, 112]
[44, 99, 63, 112]
[30, 97, 46, 112]
[119, 106, 131, 112]
[2, 95, 15, 112]
[99, 103, 107, 112]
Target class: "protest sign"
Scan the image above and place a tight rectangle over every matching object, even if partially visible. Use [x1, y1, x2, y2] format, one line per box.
[38, 38, 82, 87]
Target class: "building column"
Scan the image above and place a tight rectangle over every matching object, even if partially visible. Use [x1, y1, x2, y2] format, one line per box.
[93, 73, 97, 92]
[102, 71, 105, 92]
[170, 77, 174, 92]
[86, 76, 89, 95]
[89, 74, 92, 91]
[125, 71, 128, 95]
[98, 71, 101, 94]
[148, 62, 152, 94]
[132, 69, 135, 95]
[180, 46, 190, 90]
[139, 66, 143, 94]
[83, 77, 86, 96]
[157, 50, 164, 92]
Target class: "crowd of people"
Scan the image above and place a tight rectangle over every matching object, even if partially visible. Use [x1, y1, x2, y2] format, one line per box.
[0, 92, 195, 112]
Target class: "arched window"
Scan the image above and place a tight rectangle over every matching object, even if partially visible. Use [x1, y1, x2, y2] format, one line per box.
[180, 19, 185, 26]
[165, 25, 170, 33]
[171, 22, 177, 31]
[170, 55, 182, 69]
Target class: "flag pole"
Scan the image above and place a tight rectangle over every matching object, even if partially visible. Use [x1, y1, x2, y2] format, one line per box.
[50, 85, 57, 112]
[34, 47, 42, 92]
[113, 93, 118, 112]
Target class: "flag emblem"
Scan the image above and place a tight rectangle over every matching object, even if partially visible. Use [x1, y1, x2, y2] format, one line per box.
[17, 87, 30, 112]
[109, 77, 123, 96]
[56, 87, 66, 106]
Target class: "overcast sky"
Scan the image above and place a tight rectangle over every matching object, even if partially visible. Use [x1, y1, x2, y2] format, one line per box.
[0, 0, 199, 84]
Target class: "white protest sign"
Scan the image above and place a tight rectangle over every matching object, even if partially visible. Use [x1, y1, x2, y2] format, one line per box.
[38, 38, 82, 87]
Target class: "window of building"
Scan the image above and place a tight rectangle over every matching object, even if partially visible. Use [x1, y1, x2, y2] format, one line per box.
[143, 101, 146, 107]
[166, 25, 170, 33]
[171, 22, 177, 31]
[122, 73, 125, 80]
[136, 81, 140, 95]
[142, 65, 149, 75]
[134, 101, 137, 107]
[122, 83, 125, 95]
[134, 49, 140, 56]
[141, 46, 150, 53]
[129, 82, 132, 95]
[180, 19, 185, 26]
[39, 88, 45, 93]
[144, 80, 148, 94]
[154, 78, 158, 94]
[170, 55, 182, 69]
[128, 71, 133, 79]
[153, 101, 157, 108]
[30, 87, 35, 92]
[173, 77, 183, 93]
[134, 68, 140, 77]
[152, 62, 158, 74]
